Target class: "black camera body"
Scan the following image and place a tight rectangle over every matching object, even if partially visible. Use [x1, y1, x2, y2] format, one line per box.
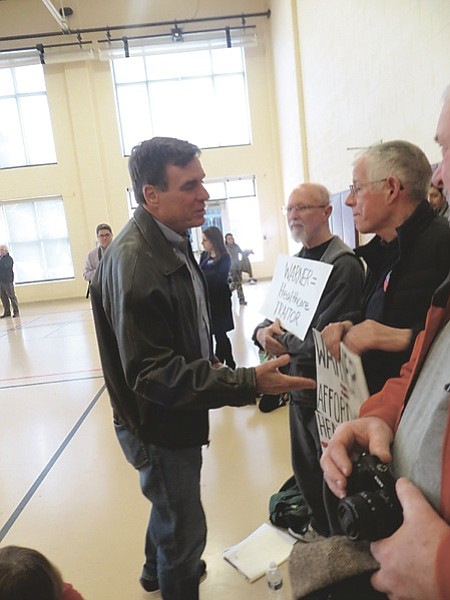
[337, 453, 403, 541]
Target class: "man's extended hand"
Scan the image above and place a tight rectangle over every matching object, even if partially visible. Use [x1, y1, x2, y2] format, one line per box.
[255, 319, 288, 356]
[320, 417, 393, 498]
[370, 478, 449, 599]
[254, 354, 315, 395]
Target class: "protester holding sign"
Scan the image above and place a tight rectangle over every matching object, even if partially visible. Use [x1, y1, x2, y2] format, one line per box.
[321, 141, 450, 395]
[253, 183, 364, 540]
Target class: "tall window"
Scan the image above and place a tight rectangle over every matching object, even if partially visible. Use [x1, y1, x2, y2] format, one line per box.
[111, 47, 251, 155]
[0, 64, 57, 169]
[191, 175, 263, 261]
[0, 196, 74, 283]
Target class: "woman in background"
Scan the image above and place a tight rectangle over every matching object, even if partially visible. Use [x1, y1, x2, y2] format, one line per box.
[200, 227, 236, 369]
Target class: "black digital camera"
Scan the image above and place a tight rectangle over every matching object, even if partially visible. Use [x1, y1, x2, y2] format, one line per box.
[337, 453, 403, 541]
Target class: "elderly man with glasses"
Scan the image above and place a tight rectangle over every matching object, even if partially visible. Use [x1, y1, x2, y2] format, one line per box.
[253, 183, 364, 541]
[321, 140, 450, 396]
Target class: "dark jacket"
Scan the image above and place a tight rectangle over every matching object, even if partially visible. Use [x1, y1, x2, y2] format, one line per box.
[199, 251, 234, 334]
[0, 253, 14, 284]
[350, 200, 450, 394]
[253, 236, 364, 408]
[90, 206, 255, 449]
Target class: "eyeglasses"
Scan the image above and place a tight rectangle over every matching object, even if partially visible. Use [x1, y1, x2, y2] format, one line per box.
[282, 204, 329, 215]
[349, 179, 387, 196]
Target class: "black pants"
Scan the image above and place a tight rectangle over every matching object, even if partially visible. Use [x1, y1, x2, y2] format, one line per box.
[289, 402, 330, 535]
[214, 331, 236, 369]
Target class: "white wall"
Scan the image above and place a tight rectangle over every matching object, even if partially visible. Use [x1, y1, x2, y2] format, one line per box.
[293, 0, 450, 189]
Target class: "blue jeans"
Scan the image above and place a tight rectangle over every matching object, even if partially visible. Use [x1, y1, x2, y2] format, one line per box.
[115, 423, 206, 600]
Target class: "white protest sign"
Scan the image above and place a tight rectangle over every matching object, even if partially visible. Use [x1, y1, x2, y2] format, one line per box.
[313, 328, 369, 448]
[260, 254, 333, 340]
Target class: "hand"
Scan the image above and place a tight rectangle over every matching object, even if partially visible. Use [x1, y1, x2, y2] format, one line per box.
[342, 320, 412, 355]
[255, 354, 315, 395]
[320, 417, 393, 498]
[255, 319, 288, 356]
[320, 321, 354, 360]
[370, 478, 449, 599]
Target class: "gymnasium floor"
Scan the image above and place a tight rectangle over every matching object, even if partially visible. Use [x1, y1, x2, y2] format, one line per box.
[0, 280, 295, 599]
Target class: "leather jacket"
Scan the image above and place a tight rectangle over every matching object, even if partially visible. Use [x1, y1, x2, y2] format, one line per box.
[90, 206, 256, 449]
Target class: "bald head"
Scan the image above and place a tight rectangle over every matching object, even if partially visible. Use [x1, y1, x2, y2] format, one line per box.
[286, 183, 333, 248]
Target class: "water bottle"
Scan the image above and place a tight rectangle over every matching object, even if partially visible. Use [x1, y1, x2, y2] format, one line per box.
[266, 561, 286, 599]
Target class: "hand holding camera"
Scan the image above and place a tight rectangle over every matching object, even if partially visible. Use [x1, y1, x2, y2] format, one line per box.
[337, 452, 403, 541]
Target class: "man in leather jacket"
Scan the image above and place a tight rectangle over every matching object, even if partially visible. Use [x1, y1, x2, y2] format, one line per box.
[89, 137, 315, 600]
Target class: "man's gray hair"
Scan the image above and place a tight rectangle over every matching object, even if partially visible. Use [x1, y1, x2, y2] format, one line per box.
[356, 140, 432, 204]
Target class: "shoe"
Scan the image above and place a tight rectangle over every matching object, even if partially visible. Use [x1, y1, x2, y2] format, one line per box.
[249, 278, 257, 285]
[13, 313, 19, 317]
[140, 560, 207, 593]
[288, 521, 323, 543]
[0, 313, 11, 318]
[239, 300, 247, 305]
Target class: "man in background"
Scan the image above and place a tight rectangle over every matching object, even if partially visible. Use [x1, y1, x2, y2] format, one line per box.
[0, 244, 19, 318]
[82, 223, 113, 284]
[253, 183, 364, 540]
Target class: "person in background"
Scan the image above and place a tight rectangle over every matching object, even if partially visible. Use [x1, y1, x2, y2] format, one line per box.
[0, 244, 19, 319]
[0, 545, 85, 600]
[82, 223, 113, 285]
[253, 183, 364, 541]
[200, 226, 236, 369]
[89, 136, 315, 600]
[321, 140, 450, 395]
[428, 182, 449, 221]
[224, 232, 248, 304]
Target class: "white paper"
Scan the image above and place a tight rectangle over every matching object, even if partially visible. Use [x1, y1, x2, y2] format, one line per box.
[223, 522, 297, 582]
[260, 254, 333, 340]
[313, 328, 369, 448]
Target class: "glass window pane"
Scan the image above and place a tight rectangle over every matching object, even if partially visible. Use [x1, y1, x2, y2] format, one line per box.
[226, 178, 255, 198]
[20, 95, 57, 164]
[116, 83, 152, 154]
[14, 64, 45, 93]
[211, 47, 243, 74]
[1, 197, 74, 283]
[113, 57, 146, 83]
[0, 98, 26, 168]
[145, 53, 181, 80]
[13, 241, 46, 281]
[36, 199, 69, 237]
[0, 69, 14, 95]
[4, 203, 39, 241]
[215, 75, 250, 146]
[177, 50, 211, 77]
[113, 46, 251, 152]
[42, 238, 74, 278]
[204, 181, 226, 200]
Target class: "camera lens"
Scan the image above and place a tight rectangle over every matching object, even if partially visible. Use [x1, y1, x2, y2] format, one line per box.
[338, 490, 403, 541]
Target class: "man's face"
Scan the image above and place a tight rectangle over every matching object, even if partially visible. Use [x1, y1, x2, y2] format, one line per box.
[346, 158, 389, 237]
[144, 157, 209, 234]
[287, 186, 329, 247]
[0, 247, 6, 256]
[97, 229, 112, 249]
[433, 100, 450, 192]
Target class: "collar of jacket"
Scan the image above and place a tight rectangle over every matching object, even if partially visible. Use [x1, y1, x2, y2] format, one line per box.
[355, 199, 435, 269]
[132, 205, 192, 277]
